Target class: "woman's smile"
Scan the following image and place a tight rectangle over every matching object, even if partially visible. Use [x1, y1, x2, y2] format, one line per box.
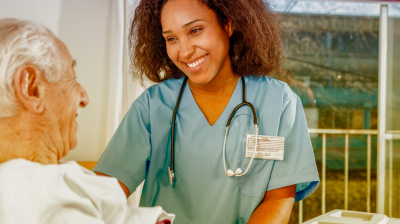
[161, 0, 233, 85]
[184, 54, 207, 68]
[183, 54, 208, 73]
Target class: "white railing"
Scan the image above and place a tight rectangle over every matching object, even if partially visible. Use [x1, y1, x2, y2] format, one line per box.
[299, 129, 400, 223]
[299, 129, 376, 223]
[385, 132, 400, 218]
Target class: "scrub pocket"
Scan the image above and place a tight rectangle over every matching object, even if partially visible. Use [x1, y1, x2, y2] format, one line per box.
[227, 113, 273, 197]
[238, 138, 275, 198]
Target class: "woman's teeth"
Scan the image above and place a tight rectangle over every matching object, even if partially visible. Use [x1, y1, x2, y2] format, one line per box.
[187, 56, 205, 68]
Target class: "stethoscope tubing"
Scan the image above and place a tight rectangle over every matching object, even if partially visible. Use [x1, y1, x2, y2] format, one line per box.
[169, 76, 258, 185]
[170, 77, 188, 173]
[222, 124, 258, 177]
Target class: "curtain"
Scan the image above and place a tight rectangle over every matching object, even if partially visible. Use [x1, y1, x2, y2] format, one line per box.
[105, 0, 145, 207]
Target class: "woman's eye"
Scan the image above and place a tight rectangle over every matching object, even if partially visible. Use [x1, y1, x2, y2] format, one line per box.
[166, 37, 176, 42]
[190, 28, 201, 34]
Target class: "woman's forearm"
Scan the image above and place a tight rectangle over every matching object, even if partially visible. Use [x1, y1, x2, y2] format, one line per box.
[248, 185, 296, 224]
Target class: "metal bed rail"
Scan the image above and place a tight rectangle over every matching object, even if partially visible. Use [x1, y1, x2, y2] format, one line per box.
[298, 129, 378, 223]
[298, 129, 400, 223]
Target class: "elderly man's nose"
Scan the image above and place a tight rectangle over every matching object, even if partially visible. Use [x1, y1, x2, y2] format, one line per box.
[79, 86, 89, 107]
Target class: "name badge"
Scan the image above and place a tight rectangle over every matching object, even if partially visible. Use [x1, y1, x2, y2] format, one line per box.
[245, 134, 285, 160]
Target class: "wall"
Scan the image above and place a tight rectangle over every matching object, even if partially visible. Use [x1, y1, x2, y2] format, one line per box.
[0, 0, 114, 161]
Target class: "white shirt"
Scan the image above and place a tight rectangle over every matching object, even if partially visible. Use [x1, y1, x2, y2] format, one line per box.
[0, 159, 174, 224]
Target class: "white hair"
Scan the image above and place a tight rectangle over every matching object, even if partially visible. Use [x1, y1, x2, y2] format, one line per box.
[0, 18, 64, 117]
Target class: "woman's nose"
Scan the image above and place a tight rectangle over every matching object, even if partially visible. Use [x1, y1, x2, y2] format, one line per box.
[179, 39, 195, 59]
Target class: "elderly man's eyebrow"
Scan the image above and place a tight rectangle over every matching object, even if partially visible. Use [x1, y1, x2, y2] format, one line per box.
[72, 60, 77, 67]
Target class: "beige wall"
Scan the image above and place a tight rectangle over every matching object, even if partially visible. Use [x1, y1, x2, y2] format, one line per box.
[0, 0, 114, 161]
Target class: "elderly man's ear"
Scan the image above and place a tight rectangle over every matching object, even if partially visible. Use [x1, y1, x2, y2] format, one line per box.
[14, 65, 45, 114]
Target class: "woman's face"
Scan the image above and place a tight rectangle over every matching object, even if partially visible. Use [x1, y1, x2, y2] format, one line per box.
[161, 0, 233, 85]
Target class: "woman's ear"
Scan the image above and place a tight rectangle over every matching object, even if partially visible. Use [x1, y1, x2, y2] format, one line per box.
[225, 19, 233, 37]
[14, 65, 45, 114]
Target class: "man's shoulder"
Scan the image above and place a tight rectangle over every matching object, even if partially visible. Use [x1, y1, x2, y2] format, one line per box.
[0, 159, 122, 192]
[0, 159, 41, 178]
[0, 159, 128, 223]
[0, 159, 126, 204]
[0, 159, 89, 177]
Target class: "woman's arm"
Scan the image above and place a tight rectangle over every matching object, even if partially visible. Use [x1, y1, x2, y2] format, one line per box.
[95, 172, 131, 197]
[248, 184, 296, 224]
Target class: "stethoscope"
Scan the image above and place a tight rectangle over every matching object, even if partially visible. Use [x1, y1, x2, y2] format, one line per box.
[168, 76, 259, 186]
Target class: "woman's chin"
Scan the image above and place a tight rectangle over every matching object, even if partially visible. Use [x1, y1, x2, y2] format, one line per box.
[186, 74, 214, 85]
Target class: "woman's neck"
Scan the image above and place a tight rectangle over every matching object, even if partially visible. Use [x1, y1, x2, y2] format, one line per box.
[187, 71, 240, 100]
[187, 71, 240, 126]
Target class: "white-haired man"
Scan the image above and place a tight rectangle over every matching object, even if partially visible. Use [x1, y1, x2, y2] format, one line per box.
[0, 18, 174, 224]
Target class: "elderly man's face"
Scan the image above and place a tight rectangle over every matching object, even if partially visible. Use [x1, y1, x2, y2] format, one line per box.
[43, 38, 89, 159]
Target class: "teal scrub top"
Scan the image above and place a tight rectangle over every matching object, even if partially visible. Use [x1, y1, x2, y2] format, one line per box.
[94, 75, 319, 224]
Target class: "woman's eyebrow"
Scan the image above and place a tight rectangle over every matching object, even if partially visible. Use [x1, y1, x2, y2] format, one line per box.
[162, 19, 203, 34]
[182, 19, 202, 28]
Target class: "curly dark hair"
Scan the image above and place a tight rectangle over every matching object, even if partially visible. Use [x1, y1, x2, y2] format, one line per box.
[129, 0, 283, 83]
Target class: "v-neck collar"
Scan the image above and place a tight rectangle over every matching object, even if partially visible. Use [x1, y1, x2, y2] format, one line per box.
[182, 76, 244, 128]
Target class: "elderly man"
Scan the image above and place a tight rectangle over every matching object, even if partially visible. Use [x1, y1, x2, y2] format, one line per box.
[0, 18, 173, 224]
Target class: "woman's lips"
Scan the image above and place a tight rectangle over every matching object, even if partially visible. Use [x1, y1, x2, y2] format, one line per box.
[184, 55, 208, 72]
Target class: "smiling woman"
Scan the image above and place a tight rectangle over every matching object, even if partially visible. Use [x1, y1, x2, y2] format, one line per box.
[161, 0, 233, 86]
[160, 0, 236, 125]
[129, 0, 283, 83]
[93, 0, 320, 224]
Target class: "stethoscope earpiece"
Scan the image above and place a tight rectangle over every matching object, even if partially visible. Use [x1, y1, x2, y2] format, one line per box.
[226, 167, 244, 177]
[235, 168, 242, 175]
